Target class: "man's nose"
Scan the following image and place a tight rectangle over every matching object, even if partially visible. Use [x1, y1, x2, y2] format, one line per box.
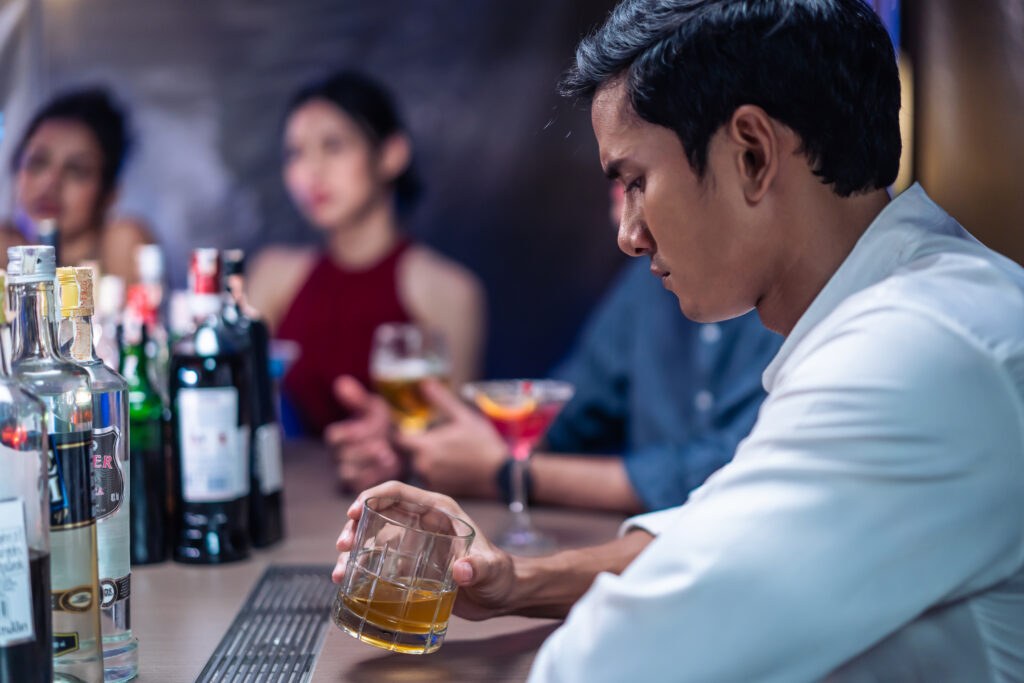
[617, 216, 655, 257]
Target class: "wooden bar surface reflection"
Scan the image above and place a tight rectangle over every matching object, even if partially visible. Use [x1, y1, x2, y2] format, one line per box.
[130, 440, 625, 682]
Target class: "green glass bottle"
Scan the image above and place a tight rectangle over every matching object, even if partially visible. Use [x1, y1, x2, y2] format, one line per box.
[119, 285, 167, 565]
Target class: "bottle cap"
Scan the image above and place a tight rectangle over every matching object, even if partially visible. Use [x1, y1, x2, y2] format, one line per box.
[221, 249, 245, 277]
[136, 244, 164, 283]
[57, 267, 95, 318]
[189, 248, 221, 295]
[7, 245, 56, 284]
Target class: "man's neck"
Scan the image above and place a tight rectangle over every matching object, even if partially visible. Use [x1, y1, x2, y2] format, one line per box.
[757, 187, 891, 337]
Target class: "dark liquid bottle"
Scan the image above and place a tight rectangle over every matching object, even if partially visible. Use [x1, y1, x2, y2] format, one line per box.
[222, 250, 284, 548]
[0, 551, 53, 683]
[168, 249, 251, 564]
[120, 286, 167, 565]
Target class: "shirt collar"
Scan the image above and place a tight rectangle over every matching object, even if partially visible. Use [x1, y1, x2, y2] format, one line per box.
[762, 183, 953, 391]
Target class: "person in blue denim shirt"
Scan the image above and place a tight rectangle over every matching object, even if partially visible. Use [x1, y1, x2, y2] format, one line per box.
[543, 256, 781, 511]
[329, 237, 780, 513]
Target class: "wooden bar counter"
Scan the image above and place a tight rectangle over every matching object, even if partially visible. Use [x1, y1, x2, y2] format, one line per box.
[130, 441, 626, 682]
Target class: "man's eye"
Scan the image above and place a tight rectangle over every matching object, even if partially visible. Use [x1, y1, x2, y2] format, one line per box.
[626, 177, 644, 193]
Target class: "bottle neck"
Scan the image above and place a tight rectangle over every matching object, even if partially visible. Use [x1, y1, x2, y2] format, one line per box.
[10, 281, 62, 363]
[62, 314, 100, 363]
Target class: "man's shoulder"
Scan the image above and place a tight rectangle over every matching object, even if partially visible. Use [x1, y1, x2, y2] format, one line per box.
[847, 247, 1024, 362]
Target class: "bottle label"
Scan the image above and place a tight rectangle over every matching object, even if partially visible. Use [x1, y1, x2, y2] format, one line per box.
[48, 432, 95, 530]
[53, 633, 79, 656]
[100, 574, 130, 609]
[92, 389, 132, 606]
[91, 426, 124, 520]
[0, 498, 34, 646]
[0, 441, 45, 551]
[255, 423, 284, 495]
[177, 388, 250, 502]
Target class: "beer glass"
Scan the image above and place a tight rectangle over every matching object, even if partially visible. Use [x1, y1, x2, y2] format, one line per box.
[333, 496, 475, 654]
[370, 324, 449, 433]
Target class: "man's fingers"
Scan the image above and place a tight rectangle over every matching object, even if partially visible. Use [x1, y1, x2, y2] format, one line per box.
[332, 552, 349, 584]
[346, 480, 462, 520]
[333, 375, 370, 411]
[421, 378, 473, 420]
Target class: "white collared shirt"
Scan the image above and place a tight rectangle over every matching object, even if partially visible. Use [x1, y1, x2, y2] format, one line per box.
[529, 184, 1024, 682]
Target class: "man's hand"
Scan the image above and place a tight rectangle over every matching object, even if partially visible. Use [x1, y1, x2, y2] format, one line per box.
[324, 376, 404, 491]
[396, 378, 507, 499]
[333, 481, 518, 621]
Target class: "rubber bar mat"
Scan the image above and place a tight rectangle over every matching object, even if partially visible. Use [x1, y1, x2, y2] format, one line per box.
[195, 564, 336, 683]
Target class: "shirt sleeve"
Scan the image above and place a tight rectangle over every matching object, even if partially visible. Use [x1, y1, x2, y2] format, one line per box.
[529, 307, 1024, 682]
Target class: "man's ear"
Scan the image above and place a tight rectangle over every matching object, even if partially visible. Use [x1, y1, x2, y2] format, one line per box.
[378, 133, 412, 183]
[726, 105, 778, 204]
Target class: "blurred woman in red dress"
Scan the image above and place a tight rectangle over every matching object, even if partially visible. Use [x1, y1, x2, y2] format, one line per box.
[249, 71, 486, 436]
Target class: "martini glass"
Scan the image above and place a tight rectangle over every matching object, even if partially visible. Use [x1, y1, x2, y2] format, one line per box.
[462, 379, 574, 554]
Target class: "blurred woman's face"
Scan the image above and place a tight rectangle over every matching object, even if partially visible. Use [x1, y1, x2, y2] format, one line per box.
[16, 119, 108, 238]
[283, 99, 387, 232]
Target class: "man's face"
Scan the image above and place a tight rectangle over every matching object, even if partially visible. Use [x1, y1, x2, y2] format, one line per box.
[591, 80, 768, 322]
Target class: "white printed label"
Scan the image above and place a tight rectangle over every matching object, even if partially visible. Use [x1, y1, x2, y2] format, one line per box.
[255, 424, 284, 495]
[0, 498, 35, 646]
[0, 443, 45, 550]
[177, 388, 250, 502]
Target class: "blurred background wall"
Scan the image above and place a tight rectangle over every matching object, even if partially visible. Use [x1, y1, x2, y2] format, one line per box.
[0, 0, 623, 378]
[906, 0, 1024, 264]
[0, 0, 1021, 376]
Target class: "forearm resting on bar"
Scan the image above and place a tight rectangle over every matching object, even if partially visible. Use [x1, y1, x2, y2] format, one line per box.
[530, 452, 645, 514]
[506, 528, 654, 619]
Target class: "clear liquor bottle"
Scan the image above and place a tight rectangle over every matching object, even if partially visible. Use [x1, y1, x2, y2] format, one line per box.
[57, 267, 138, 681]
[221, 250, 284, 548]
[119, 285, 167, 565]
[0, 270, 53, 683]
[168, 249, 251, 564]
[7, 246, 101, 683]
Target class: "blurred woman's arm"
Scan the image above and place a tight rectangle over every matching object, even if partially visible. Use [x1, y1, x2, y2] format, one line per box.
[247, 246, 317, 333]
[100, 216, 155, 283]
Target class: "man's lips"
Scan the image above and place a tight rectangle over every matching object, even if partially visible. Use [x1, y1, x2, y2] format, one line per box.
[650, 263, 670, 278]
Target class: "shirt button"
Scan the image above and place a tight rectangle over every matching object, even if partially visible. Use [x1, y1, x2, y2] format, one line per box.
[694, 390, 713, 412]
[700, 324, 721, 344]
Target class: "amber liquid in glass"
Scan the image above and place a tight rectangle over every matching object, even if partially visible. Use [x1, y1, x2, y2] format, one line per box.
[373, 373, 446, 434]
[334, 572, 456, 654]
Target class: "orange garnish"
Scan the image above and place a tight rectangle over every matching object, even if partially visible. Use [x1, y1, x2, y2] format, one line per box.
[474, 393, 537, 422]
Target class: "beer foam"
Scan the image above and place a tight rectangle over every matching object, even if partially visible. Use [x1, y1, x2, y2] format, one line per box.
[373, 358, 442, 381]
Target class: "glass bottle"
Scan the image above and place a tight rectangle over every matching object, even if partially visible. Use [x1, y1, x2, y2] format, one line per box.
[168, 249, 251, 564]
[119, 285, 167, 565]
[221, 249, 284, 548]
[0, 270, 53, 683]
[134, 245, 170, 401]
[57, 267, 138, 682]
[7, 246, 101, 682]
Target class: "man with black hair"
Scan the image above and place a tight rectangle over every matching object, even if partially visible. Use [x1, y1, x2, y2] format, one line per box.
[335, 1, 1024, 679]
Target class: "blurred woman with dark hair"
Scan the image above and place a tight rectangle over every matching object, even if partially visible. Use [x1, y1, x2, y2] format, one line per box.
[249, 71, 485, 436]
[0, 87, 154, 281]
